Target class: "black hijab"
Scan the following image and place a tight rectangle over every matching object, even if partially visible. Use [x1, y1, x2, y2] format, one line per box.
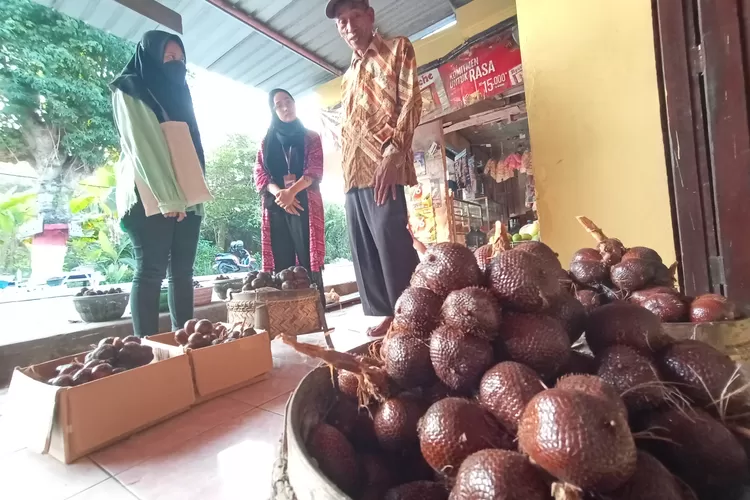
[111, 30, 205, 169]
[262, 89, 308, 208]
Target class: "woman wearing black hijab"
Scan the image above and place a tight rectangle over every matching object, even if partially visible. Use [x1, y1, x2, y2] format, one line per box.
[111, 30, 205, 337]
[254, 89, 326, 302]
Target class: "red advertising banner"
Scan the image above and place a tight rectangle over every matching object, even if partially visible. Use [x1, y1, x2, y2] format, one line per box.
[437, 34, 523, 109]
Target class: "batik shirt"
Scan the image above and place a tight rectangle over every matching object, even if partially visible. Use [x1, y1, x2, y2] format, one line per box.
[340, 33, 423, 192]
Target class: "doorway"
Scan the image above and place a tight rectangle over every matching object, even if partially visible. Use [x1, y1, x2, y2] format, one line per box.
[654, 0, 750, 303]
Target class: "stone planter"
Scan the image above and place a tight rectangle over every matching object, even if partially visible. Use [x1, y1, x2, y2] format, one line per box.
[73, 292, 130, 323]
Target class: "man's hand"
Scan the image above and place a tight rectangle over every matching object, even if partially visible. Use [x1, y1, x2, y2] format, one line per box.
[164, 212, 186, 222]
[373, 153, 401, 206]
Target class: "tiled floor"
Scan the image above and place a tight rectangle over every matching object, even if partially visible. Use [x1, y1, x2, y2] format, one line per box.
[0, 306, 378, 500]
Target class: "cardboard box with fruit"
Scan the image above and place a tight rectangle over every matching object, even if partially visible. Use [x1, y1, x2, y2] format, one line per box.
[6, 336, 195, 464]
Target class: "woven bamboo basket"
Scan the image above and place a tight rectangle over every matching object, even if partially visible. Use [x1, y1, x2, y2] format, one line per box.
[226, 288, 325, 339]
[193, 286, 213, 307]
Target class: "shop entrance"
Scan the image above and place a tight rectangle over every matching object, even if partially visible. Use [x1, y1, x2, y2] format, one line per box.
[407, 20, 538, 253]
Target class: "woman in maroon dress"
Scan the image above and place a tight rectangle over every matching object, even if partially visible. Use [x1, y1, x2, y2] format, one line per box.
[254, 89, 326, 303]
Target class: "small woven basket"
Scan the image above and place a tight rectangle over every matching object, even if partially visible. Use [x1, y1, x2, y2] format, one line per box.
[227, 288, 323, 339]
[193, 286, 213, 307]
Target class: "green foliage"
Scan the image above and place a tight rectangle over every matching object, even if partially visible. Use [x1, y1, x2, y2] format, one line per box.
[63, 220, 135, 284]
[70, 164, 117, 217]
[194, 238, 220, 276]
[201, 135, 262, 252]
[324, 201, 351, 263]
[0, 0, 133, 167]
[0, 188, 36, 273]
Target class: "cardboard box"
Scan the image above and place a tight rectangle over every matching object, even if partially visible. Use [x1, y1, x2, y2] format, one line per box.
[145, 330, 273, 401]
[6, 350, 195, 464]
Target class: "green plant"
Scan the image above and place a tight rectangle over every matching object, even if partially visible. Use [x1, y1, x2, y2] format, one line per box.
[101, 263, 133, 285]
[194, 238, 220, 277]
[324, 202, 351, 263]
[0, 188, 36, 273]
[63, 229, 136, 284]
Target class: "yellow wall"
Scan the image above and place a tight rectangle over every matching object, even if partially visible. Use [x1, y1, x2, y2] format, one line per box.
[516, 0, 676, 265]
[315, 0, 517, 107]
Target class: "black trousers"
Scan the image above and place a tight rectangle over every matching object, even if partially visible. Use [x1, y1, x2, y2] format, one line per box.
[269, 206, 311, 271]
[268, 206, 325, 306]
[122, 201, 202, 337]
[345, 186, 419, 317]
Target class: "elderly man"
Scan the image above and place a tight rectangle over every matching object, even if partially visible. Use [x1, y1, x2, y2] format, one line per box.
[326, 0, 422, 337]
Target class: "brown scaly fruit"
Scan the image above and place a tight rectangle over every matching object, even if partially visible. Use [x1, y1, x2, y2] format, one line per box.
[360, 453, 395, 497]
[478, 361, 545, 434]
[518, 389, 637, 492]
[306, 422, 361, 495]
[410, 243, 483, 298]
[337, 369, 360, 399]
[474, 221, 512, 274]
[421, 380, 459, 405]
[487, 249, 561, 312]
[607, 451, 685, 500]
[690, 293, 737, 323]
[569, 248, 609, 287]
[393, 287, 443, 337]
[623, 247, 662, 263]
[450, 449, 549, 500]
[576, 215, 627, 267]
[641, 406, 749, 497]
[515, 241, 562, 274]
[658, 339, 749, 415]
[610, 258, 658, 293]
[440, 287, 502, 341]
[418, 398, 514, 478]
[556, 373, 628, 419]
[497, 312, 570, 380]
[326, 398, 360, 439]
[384, 481, 448, 500]
[640, 293, 688, 322]
[597, 345, 667, 413]
[575, 288, 602, 314]
[373, 395, 426, 452]
[430, 326, 494, 394]
[584, 302, 670, 356]
[548, 293, 587, 343]
[382, 332, 436, 389]
[628, 286, 679, 306]
[556, 350, 598, 378]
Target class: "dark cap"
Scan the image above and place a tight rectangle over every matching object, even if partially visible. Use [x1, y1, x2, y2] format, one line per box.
[325, 0, 370, 19]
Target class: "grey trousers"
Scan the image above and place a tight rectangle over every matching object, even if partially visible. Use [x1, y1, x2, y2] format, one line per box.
[345, 186, 420, 317]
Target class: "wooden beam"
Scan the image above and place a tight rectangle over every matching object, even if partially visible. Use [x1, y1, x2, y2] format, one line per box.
[114, 0, 183, 34]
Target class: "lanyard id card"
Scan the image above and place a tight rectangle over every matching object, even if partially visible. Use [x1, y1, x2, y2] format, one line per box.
[282, 146, 296, 188]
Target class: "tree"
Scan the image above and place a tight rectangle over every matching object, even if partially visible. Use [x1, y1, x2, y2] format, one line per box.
[0, 0, 133, 225]
[202, 135, 262, 252]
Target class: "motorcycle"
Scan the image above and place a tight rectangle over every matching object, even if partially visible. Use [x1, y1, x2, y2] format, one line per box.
[212, 240, 259, 274]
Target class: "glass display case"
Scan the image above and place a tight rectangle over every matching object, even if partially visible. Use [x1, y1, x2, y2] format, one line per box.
[452, 199, 483, 244]
[471, 197, 504, 231]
